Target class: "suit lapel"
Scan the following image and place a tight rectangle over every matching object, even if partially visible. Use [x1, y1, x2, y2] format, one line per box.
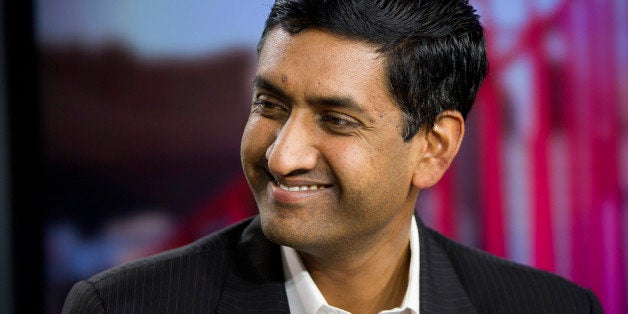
[418, 218, 477, 314]
[217, 216, 290, 313]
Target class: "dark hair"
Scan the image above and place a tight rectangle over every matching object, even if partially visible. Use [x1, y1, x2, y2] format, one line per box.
[258, 0, 488, 141]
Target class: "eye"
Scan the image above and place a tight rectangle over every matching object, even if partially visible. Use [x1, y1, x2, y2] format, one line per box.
[252, 97, 288, 119]
[321, 112, 361, 132]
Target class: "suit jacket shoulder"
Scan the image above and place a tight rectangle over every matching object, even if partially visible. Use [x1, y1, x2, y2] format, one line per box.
[63, 214, 603, 314]
[62, 217, 290, 314]
[424, 227, 603, 314]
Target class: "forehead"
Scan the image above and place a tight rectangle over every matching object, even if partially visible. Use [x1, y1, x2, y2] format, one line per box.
[259, 27, 381, 64]
[257, 28, 397, 113]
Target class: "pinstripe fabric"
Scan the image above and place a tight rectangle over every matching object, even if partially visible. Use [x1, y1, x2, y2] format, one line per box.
[62, 217, 289, 314]
[420, 222, 604, 314]
[63, 216, 602, 313]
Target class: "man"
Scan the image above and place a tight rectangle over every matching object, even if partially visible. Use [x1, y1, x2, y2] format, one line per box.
[63, 0, 603, 313]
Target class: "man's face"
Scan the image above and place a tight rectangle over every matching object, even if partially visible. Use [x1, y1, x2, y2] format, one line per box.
[241, 28, 424, 255]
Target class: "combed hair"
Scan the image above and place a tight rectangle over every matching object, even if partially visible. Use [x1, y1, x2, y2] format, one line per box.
[258, 0, 488, 141]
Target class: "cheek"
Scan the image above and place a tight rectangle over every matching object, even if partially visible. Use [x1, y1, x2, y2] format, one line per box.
[241, 117, 275, 162]
[325, 141, 385, 191]
[326, 138, 414, 198]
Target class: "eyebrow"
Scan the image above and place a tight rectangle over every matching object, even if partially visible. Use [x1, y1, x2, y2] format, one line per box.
[252, 76, 290, 102]
[309, 95, 367, 114]
[307, 94, 376, 124]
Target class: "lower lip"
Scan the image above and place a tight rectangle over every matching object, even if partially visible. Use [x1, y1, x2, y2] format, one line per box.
[268, 181, 330, 204]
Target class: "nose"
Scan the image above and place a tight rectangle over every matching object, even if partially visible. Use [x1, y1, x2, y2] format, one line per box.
[266, 113, 318, 177]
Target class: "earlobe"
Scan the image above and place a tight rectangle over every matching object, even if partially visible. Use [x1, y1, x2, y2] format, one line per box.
[411, 110, 465, 189]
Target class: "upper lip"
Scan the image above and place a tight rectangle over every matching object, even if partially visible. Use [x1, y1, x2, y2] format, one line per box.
[259, 160, 332, 187]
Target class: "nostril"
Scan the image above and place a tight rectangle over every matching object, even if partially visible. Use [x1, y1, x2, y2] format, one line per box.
[284, 169, 310, 176]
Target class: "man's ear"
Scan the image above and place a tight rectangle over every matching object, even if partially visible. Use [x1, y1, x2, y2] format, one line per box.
[411, 110, 465, 189]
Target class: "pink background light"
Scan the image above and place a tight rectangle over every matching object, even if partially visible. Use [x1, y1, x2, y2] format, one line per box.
[38, 1, 627, 313]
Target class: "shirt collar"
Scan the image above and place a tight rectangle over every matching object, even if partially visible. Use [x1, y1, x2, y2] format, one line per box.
[281, 216, 420, 314]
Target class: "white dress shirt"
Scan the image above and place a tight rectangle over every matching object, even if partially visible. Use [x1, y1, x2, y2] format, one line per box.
[281, 216, 420, 314]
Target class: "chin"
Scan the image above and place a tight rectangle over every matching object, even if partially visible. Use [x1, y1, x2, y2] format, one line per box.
[260, 213, 299, 246]
[259, 211, 320, 250]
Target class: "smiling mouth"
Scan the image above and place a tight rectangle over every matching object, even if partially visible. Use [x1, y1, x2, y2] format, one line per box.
[276, 182, 329, 191]
[261, 166, 331, 192]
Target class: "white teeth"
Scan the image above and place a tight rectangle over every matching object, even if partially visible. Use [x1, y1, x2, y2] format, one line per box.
[278, 182, 326, 191]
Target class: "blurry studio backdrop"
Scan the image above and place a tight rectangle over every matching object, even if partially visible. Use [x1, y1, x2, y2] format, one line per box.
[7, 0, 626, 313]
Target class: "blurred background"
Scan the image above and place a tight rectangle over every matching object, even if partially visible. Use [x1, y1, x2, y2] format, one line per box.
[0, 0, 626, 313]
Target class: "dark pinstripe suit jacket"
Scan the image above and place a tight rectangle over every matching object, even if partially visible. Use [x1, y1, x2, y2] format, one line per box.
[62, 215, 603, 313]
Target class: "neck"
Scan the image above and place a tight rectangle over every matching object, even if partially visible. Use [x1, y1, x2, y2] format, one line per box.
[300, 219, 412, 313]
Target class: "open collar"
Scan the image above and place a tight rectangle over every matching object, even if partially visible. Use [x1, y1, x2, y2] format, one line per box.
[216, 215, 475, 313]
[280, 216, 421, 314]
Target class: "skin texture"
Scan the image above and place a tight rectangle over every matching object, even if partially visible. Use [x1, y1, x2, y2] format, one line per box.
[240, 27, 465, 313]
